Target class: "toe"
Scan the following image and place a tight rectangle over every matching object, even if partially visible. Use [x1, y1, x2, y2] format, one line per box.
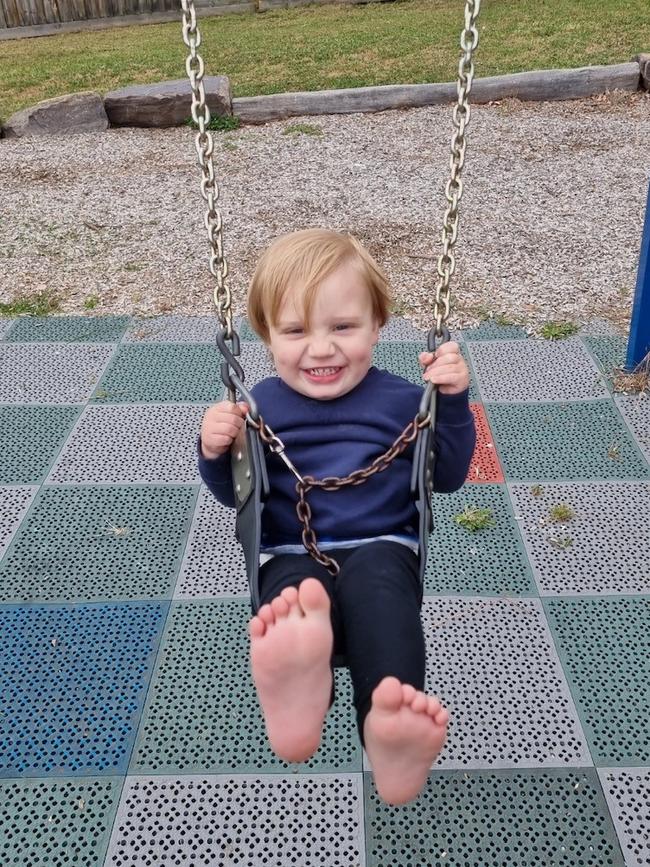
[434, 707, 449, 727]
[298, 578, 331, 615]
[271, 596, 290, 618]
[258, 604, 275, 627]
[372, 676, 403, 711]
[411, 691, 427, 713]
[402, 684, 417, 704]
[249, 615, 265, 639]
[280, 586, 299, 607]
[427, 696, 441, 716]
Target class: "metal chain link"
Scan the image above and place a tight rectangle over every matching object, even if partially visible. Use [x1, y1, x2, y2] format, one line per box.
[433, 0, 480, 336]
[181, 0, 233, 339]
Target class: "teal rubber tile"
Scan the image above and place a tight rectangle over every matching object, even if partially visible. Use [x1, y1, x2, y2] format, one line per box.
[92, 344, 222, 403]
[6, 315, 130, 343]
[0, 405, 80, 484]
[583, 335, 626, 390]
[425, 485, 535, 596]
[373, 342, 478, 401]
[0, 318, 15, 339]
[123, 315, 218, 343]
[544, 597, 650, 765]
[461, 320, 529, 340]
[0, 486, 37, 560]
[365, 768, 623, 866]
[598, 767, 650, 867]
[485, 401, 650, 481]
[106, 775, 364, 866]
[616, 395, 650, 463]
[0, 777, 121, 867]
[130, 599, 362, 775]
[0, 485, 198, 603]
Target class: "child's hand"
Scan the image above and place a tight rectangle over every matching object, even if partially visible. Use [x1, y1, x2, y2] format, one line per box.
[419, 342, 470, 395]
[200, 401, 249, 460]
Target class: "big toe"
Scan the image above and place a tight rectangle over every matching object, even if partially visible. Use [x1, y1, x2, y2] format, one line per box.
[298, 578, 331, 614]
[372, 676, 404, 712]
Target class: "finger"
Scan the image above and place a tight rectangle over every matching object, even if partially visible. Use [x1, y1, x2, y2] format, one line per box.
[434, 341, 461, 356]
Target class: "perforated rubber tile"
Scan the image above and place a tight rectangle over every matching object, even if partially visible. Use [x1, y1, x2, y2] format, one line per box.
[93, 344, 224, 403]
[616, 395, 650, 462]
[467, 338, 609, 402]
[544, 597, 650, 765]
[365, 768, 623, 867]
[0, 318, 15, 339]
[5, 315, 130, 343]
[130, 600, 361, 774]
[0, 602, 167, 777]
[466, 403, 504, 483]
[509, 482, 650, 595]
[0, 486, 197, 603]
[0, 486, 37, 560]
[461, 320, 529, 341]
[47, 404, 204, 484]
[0, 342, 116, 404]
[123, 315, 218, 343]
[237, 316, 433, 343]
[583, 336, 626, 386]
[106, 774, 364, 867]
[486, 401, 650, 481]
[425, 485, 534, 596]
[420, 597, 591, 769]
[0, 405, 80, 484]
[373, 342, 479, 401]
[175, 487, 247, 598]
[598, 767, 650, 867]
[0, 777, 122, 867]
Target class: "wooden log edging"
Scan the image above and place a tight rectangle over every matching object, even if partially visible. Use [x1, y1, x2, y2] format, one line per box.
[233, 62, 642, 124]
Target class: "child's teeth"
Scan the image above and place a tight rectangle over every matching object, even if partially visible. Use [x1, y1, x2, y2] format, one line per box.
[311, 367, 337, 375]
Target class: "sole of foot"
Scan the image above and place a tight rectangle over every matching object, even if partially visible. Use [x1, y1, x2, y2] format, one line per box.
[249, 577, 333, 763]
[363, 676, 449, 806]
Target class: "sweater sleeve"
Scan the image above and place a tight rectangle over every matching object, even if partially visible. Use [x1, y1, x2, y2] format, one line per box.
[432, 388, 476, 493]
[197, 439, 236, 508]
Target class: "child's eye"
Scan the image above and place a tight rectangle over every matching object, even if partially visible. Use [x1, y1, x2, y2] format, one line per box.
[283, 327, 303, 335]
[334, 324, 352, 331]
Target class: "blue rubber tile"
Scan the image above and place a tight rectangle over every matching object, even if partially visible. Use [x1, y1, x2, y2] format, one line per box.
[0, 486, 37, 561]
[6, 316, 130, 343]
[467, 338, 609, 402]
[0, 602, 167, 777]
[486, 401, 650, 481]
[0, 343, 116, 404]
[0, 405, 81, 485]
[0, 777, 121, 867]
[598, 767, 650, 867]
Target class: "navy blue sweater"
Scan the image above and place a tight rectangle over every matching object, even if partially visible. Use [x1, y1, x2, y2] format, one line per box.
[199, 367, 476, 549]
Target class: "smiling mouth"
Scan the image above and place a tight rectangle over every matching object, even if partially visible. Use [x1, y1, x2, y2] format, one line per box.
[306, 367, 342, 377]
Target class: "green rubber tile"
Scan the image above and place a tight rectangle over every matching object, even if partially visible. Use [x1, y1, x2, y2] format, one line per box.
[130, 600, 361, 775]
[373, 342, 478, 401]
[486, 401, 650, 481]
[461, 320, 529, 341]
[0, 405, 80, 485]
[6, 315, 130, 343]
[582, 336, 626, 391]
[92, 344, 223, 403]
[365, 768, 623, 866]
[0, 486, 198, 603]
[425, 485, 536, 596]
[544, 597, 650, 766]
[0, 777, 121, 867]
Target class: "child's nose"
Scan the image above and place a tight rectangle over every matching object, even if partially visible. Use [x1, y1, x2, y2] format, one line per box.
[308, 335, 335, 357]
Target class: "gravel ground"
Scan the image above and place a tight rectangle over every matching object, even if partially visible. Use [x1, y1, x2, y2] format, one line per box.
[1, 90, 649, 334]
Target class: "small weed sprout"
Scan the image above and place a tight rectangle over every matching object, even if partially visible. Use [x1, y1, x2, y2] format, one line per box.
[548, 503, 575, 523]
[547, 535, 574, 550]
[0, 292, 60, 317]
[187, 115, 241, 132]
[607, 442, 621, 461]
[530, 484, 544, 497]
[454, 505, 496, 532]
[283, 123, 323, 136]
[612, 351, 650, 395]
[84, 295, 100, 310]
[540, 321, 578, 340]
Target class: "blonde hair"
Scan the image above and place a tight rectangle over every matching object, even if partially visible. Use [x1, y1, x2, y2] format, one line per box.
[247, 229, 391, 342]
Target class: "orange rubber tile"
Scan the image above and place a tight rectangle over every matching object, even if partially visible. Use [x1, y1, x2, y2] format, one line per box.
[466, 403, 504, 483]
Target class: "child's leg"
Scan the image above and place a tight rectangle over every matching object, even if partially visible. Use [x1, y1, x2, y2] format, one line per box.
[335, 541, 448, 805]
[249, 555, 341, 763]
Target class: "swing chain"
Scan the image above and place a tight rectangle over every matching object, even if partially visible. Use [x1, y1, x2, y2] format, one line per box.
[181, 0, 233, 341]
[433, 0, 480, 337]
[251, 411, 432, 575]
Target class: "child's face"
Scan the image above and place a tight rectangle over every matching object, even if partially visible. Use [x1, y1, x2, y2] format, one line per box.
[267, 259, 380, 400]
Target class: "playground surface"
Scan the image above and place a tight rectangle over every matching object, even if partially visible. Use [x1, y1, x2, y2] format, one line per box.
[0, 312, 649, 866]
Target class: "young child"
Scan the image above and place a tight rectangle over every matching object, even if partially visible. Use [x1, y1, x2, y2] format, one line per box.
[198, 228, 475, 805]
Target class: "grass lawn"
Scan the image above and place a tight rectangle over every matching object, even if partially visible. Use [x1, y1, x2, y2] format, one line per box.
[1, 0, 649, 119]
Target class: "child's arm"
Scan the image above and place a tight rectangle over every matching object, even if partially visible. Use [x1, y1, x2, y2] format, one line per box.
[198, 401, 249, 507]
[419, 343, 476, 492]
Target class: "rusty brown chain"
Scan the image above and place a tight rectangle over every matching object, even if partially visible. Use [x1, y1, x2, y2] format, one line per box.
[182, 0, 480, 568]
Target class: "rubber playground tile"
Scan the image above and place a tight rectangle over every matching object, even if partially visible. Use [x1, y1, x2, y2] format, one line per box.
[0, 318, 15, 339]
[130, 599, 362, 775]
[0, 777, 122, 867]
[364, 768, 623, 867]
[0, 486, 197, 603]
[0, 602, 167, 777]
[485, 400, 650, 481]
[598, 767, 650, 867]
[5, 315, 130, 343]
[106, 774, 364, 867]
[47, 404, 204, 484]
[424, 485, 534, 596]
[175, 487, 248, 599]
[467, 338, 609, 402]
[92, 344, 223, 403]
[421, 597, 591, 770]
[237, 315, 432, 343]
[0, 342, 116, 404]
[544, 597, 650, 765]
[461, 320, 529, 341]
[616, 395, 650, 463]
[583, 335, 627, 391]
[373, 341, 479, 401]
[466, 403, 504, 483]
[0, 486, 37, 560]
[509, 482, 650, 595]
[0, 405, 81, 485]
[123, 315, 219, 343]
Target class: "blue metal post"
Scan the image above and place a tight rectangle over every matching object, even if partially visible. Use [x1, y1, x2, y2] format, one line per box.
[626, 181, 650, 370]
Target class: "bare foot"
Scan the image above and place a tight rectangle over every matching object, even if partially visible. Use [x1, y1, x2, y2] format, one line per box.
[363, 676, 449, 805]
[249, 578, 333, 763]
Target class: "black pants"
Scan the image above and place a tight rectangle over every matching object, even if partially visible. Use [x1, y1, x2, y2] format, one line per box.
[257, 540, 425, 746]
